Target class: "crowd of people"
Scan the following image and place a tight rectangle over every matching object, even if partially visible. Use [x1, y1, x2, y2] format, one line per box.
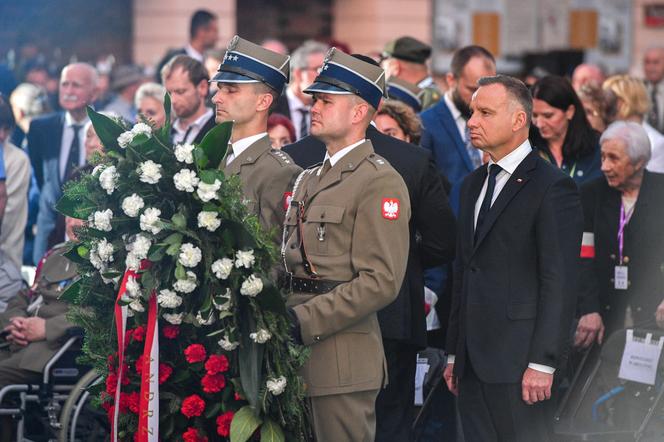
[0, 6, 664, 442]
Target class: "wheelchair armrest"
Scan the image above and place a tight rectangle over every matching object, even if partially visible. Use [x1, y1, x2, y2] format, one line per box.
[42, 336, 82, 385]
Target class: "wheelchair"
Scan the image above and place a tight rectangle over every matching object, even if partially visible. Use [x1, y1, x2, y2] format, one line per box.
[0, 328, 109, 441]
[554, 326, 664, 441]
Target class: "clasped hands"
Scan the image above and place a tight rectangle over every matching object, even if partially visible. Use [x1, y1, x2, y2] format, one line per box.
[2, 316, 46, 347]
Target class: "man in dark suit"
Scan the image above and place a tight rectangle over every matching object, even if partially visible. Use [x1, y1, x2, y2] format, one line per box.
[443, 75, 583, 441]
[28, 63, 98, 264]
[284, 55, 457, 440]
[420, 46, 496, 204]
[161, 55, 215, 145]
[154, 9, 218, 82]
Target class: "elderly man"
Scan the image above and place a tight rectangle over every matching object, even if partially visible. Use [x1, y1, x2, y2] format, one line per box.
[28, 63, 98, 264]
[571, 63, 606, 92]
[575, 122, 664, 348]
[644, 47, 664, 133]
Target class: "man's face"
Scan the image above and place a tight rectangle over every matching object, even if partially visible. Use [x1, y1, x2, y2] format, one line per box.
[571, 65, 604, 90]
[164, 67, 205, 120]
[449, 57, 496, 119]
[601, 138, 643, 191]
[643, 48, 664, 84]
[309, 92, 356, 140]
[199, 20, 219, 51]
[59, 65, 97, 113]
[466, 84, 514, 152]
[211, 82, 262, 125]
[294, 52, 325, 102]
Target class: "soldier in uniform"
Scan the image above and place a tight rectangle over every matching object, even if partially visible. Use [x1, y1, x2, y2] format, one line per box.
[282, 48, 411, 441]
[386, 76, 426, 112]
[381, 36, 442, 110]
[210, 36, 302, 239]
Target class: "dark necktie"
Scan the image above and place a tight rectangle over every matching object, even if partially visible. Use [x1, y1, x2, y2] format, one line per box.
[299, 108, 309, 139]
[64, 124, 82, 181]
[475, 164, 503, 243]
[319, 159, 331, 180]
[648, 84, 660, 131]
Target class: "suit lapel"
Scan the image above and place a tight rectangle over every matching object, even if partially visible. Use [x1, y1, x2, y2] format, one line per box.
[472, 151, 538, 253]
[222, 135, 270, 176]
[438, 101, 473, 171]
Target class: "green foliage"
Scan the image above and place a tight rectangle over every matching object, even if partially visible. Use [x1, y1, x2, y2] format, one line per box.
[230, 406, 262, 442]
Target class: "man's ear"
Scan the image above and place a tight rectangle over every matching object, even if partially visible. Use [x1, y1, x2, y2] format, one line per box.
[446, 72, 457, 90]
[352, 101, 369, 125]
[197, 79, 209, 99]
[512, 109, 527, 132]
[256, 91, 274, 113]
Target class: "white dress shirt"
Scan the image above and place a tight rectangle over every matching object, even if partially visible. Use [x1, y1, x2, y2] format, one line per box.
[286, 88, 310, 140]
[449, 139, 555, 375]
[59, 112, 88, 181]
[643, 121, 664, 174]
[172, 108, 213, 145]
[318, 139, 366, 175]
[226, 132, 268, 165]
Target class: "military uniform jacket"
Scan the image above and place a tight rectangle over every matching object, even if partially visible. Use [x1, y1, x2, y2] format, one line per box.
[222, 135, 302, 239]
[0, 245, 77, 372]
[283, 140, 411, 397]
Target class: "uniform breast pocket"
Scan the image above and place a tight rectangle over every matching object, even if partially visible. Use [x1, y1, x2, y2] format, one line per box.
[305, 205, 346, 256]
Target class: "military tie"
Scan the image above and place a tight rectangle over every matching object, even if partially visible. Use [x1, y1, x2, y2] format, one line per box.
[318, 159, 332, 179]
[298, 108, 309, 139]
[648, 84, 660, 131]
[474, 164, 502, 244]
[464, 125, 482, 169]
[64, 124, 82, 181]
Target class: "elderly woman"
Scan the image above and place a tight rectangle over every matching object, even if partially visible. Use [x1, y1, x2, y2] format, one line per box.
[375, 99, 422, 144]
[135, 82, 167, 128]
[603, 74, 664, 173]
[530, 75, 602, 184]
[575, 121, 664, 348]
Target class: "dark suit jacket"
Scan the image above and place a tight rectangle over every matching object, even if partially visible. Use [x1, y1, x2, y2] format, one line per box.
[446, 149, 583, 384]
[578, 172, 664, 331]
[271, 93, 292, 120]
[284, 126, 456, 347]
[192, 113, 217, 145]
[27, 112, 64, 189]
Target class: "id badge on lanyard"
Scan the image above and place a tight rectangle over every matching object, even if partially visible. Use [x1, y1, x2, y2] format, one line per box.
[615, 202, 634, 290]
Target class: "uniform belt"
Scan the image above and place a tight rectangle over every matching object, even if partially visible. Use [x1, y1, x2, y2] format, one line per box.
[281, 274, 345, 294]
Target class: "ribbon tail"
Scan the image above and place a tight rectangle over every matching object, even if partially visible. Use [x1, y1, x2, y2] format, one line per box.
[138, 293, 159, 441]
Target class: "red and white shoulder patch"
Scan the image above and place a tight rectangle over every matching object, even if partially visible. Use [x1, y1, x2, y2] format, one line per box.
[580, 232, 595, 258]
[382, 198, 400, 220]
[283, 192, 293, 211]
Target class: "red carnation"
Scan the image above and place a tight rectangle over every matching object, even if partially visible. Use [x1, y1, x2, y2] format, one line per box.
[205, 354, 229, 375]
[120, 364, 131, 385]
[135, 354, 145, 375]
[181, 394, 206, 418]
[182, 427, 208, 442]
[217, 411, 235, 437]
[163, 325, 180, 339]
[159, 363, 173, 384]
[132, 326, 146, 342]
[106, 405, 115, 425]
[105, 372, 118, 395]
[234, 391, 243, 401]
[119, 391, 139, 414]
[184, 344, 207, 363]
[107, 353, 116, 370]
[201, 373, 226, 393]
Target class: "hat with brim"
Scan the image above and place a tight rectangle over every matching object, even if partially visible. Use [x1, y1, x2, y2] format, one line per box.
[210, 35, 290, 94]
[387, 77, 424, 112]
[303, 48, 387, 109]
[111, 65, 144, 90]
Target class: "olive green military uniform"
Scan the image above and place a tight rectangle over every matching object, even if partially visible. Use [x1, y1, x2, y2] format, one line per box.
[0, 245, 77, 387]
[420, 83, 442, 110]
[283, 140, 410, 441]
[222, 135, 301, 240]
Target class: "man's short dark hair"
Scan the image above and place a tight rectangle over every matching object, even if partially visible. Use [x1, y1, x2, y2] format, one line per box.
[190, 9, 216, 40]
[0, 95, 16, 130]
[477, 75, 533, 125]
[450, 45, 495, 79]
[161, 55, 209, 86]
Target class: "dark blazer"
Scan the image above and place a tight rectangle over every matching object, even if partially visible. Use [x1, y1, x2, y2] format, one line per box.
[578, 172, 664, 331]
[271, 93, 292, 120]
[284, 126, 456, 347]
[446, 149, 583, 384]
[27, 112, 64, 189]
[192, 113, 217, 145]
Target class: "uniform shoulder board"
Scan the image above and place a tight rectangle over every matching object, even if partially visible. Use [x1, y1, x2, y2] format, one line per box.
[268, 149, 295, 167]
[366, 153, 389, 169]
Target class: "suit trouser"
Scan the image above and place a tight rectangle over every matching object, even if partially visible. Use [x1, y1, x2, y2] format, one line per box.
[457, 360, 553, 442]
[0, 349, 41, 389]
[309, 389, 379, 442]
[375, 339, 417, 442]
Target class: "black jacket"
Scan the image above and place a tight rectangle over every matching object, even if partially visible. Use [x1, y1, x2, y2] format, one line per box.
[271, 93, 291, 120]
[284, 126, 456, 347]
[578, 171, 664, 331]
[446, 150, 583, 383]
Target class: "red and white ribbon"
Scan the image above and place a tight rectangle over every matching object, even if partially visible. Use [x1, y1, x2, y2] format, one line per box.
[111, 269, 134, 442]
[580, 232, 595, 258]
[137, 293, 159, 441]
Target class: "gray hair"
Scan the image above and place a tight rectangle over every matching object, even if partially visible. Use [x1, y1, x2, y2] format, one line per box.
[134, 82, 167, 108]
[62, 62, 99, 88]
[290, 40, 329, 72]
[477, 75, 533, 125]
[9, 83, 50, 118]
[600, 121, 652, 165]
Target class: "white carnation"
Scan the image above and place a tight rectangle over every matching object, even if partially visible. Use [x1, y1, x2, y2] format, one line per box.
[197, 211, 221, 232]
[173, 169, 199, 192]
[211, 258, 233, 280]
[250, 329, 272, 344]
[138, 160, 162, 184]
[121, 194, 145, 217]
[178, 243, 202, 268]
[89, 209, 113, 232]
[127, 234, 152, 260]
[195, 311, 215, 325]
[117, 130, 133, 148]
[174, 143, 195, 164]
[196, 179, 221, 202]
[163, 312, 184, 325]
[240, 274, 263, 297]
[126, 276, 141, 298]
[99, 166, 118, 194]
[212, 289, 232, 311]
[129, 299, 145, 312]
[139, 207, 162, 235]
[92, 164, 105, 176]
[95, 239, 115, 263]
[266, 376, 287, 396]
[157, 289, 182, 308]
[131, 122, 152, 138]
[235, 249, 255, 269]
[125, 252, 141, 271]
[218, 335, 239, 351]
[89, 249, 105, 271]
[173, 271, 197, 293]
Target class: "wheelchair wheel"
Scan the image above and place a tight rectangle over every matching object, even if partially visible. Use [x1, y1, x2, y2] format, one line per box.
[58, 370, 109, 442]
